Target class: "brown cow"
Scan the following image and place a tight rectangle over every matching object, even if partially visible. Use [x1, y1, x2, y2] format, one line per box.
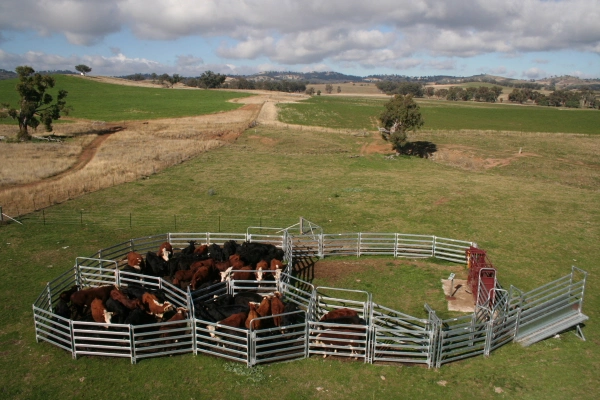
[270, 259, 284, 280]
[319, 308, 359, 322]
[271, 292, 285, 327]
[157, 242, 173, 261]
[142, 292, 173, 318]
[70, 285, 115, 311]
[159, 307, 188, 342]
[91, 298, 113, 324]
[172, 269, 195, 287]
[190, 258, 215, 273]
[231, 266, 254, 281]
[255, 260, 268, 282]
[314, 327, 366, 359]
[207, 311, 248, 339]
[194, 244, 208, 255]
[110, 289, 142, 310]
[245, 303, 261, 330]
[126, 251, 143, 270]
[255, 295, 271, 318]
[190, 266, 213, 290]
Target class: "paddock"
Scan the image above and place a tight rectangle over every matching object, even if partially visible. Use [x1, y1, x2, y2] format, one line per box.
[33, 219, 588, 367]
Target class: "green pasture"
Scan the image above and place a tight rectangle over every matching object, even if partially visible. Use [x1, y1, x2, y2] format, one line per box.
[0, 75, 252, 123]
[1, 121, 599, 398]
[278, 96, 600, 134]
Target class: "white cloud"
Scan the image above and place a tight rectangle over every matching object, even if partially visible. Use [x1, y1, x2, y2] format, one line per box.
[522, 67, 547, 79]
[0, 1, 598, 74]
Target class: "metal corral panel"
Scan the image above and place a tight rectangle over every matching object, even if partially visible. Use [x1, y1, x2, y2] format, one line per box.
[130, 234, 169, 253]
[312, 287, 371, 323]
[371, 303, 432, 365]
[168, 233, 210, 248]
[437, 315, 488, 366]
[358, 233, 397, 256]
[308, 321, 369, 361]
[322, 233, 360, 256]
[248, 310, 307, 366]
[132, 320, 194, 361]
[195, 319, 249, 364]
[72, 322, 132, 359]
[98, 240, 135, 263]
[33, 307, 73, 352]
[396, 234, 435, 258]
[291, 235, 320, 257]
[434, 237, 472, 263]
[279, 274, 314, 311]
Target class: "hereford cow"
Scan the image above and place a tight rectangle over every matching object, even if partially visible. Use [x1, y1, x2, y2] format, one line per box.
[142, 292, 173, 318]
[70, 285, 115, 317]
[157, 242, 173, 261]
[91, 298, 113, 324]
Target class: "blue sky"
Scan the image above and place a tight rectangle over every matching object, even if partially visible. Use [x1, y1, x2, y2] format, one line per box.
[1, 0, 598, 79]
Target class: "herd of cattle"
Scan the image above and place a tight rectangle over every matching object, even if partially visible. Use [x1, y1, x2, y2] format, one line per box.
[51, 240, 368, 358]
[123, 240, 286, 290]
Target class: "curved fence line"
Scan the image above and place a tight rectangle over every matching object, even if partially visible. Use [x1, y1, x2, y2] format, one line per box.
[33, 229, 588, 367]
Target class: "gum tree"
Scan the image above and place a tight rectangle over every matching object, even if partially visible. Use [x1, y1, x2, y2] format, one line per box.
[1, 66, 69, 141]
[379, 94, 424, 153]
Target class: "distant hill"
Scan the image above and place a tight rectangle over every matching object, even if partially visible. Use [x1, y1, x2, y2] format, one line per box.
[0, 69, 16, 80]
[0, 69, 77, 80]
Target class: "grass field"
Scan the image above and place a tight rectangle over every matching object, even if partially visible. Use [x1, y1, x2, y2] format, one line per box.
[0, 75, 252, 123]
[278, 95, 600, 134]
[0, 115, 599, 398]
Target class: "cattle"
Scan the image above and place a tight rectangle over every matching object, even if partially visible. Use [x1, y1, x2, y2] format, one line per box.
[255, 260, 268, 282]
[190, 258, 215, 272]
[70, 285, 115, 316]
[125, 251, 144, 271]
[180, 241, 196, 255]
[145, 251, 168, 277]
[194, 244, 208, 255]
[157, 242, 173, 261]
[314, 327, 366, 358]
[233, 292, 264, 307]
[255, 295, 271, 318]
[206, 243, 225, 262]
[190, 266, 215, 290]
[91, 298, 113, 324]
[110, 289, 142, 310]
[195, 300, 249, 322]
[270, 259, 284, 280]
[142, 292, 173, 318]
[245, 303, 261, 330]
[124, 308, 158, 326]
[231, 266, 254, 281]
[172, 269, 195, 287]
[105, 297, 130, 324]
[222, 240, 240, 259]
[159, 307, 189, 342]
[207, 311, 248, 338]
[271, 292, 285, 327]
[214, 259, 232, 273]
[168, 252, 206, 278]
[319, 308, 360, 322]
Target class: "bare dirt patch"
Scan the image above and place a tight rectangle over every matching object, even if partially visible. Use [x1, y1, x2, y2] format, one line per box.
[431, 144, 540, 171]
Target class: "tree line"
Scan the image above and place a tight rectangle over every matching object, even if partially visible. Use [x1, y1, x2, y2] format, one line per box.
[376, 81, 503, 103]
[507, 87, 598, 108]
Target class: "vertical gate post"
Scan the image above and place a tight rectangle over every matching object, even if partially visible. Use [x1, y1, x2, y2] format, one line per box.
[70, 320, 77, 360]
[46, 283, 53, 312]
[484, 319, 494, 356]
[130, 326, 137, 364]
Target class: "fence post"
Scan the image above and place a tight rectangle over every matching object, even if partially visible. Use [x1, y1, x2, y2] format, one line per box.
[43, 209, 46, 225]
[129, 213, 132, 228]
[174, 215, 177, 230]
[80, 210, 83, 226]
[0, 206, 3, 223]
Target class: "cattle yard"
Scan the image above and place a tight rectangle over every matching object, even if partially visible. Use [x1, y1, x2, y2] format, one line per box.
[33, 219, 589, 368]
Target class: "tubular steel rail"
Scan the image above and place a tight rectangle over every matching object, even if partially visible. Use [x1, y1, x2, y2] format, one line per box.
[33, 224, 588, 367]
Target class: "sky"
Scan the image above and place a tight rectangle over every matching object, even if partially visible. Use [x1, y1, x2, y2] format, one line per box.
[0, 0, 599, 80]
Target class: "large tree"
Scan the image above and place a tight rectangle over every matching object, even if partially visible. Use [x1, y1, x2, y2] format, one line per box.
[0, 66, 69, 141]
[198, 71, 226, 89]
[379, 94, 424, 153]
[75, 64, 92, 76]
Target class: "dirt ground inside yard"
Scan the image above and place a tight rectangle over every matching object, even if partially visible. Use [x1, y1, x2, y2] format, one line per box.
[301, 257, 474, 312]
